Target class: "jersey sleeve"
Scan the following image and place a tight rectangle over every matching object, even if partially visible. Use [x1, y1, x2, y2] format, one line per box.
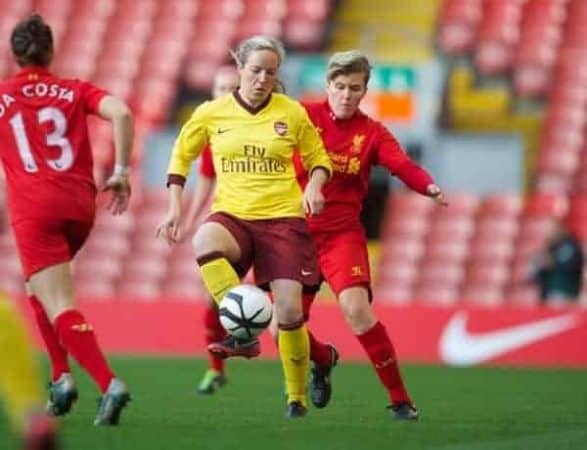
[198, 145, 216, 178]
[295, 105, 332, 178]
[374, 123, 433, 194]
[168, 102, 210, 182]
[80, 81, 109, 115]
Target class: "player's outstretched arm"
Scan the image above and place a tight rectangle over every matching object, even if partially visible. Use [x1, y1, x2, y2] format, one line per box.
[157, 184, 183, 245]
[180, 175, 215, 241]
[98, 96, 133, 215]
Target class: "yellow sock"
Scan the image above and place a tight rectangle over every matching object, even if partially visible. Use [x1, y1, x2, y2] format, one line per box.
[198, 256, 240, 305]
[0, 295, 44, 431]
[278, 324, 309, 406]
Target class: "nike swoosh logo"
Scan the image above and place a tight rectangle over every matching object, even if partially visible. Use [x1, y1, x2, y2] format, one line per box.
[217, 128, 231, 134]
[439, 311, 581, 366]
[301, 270, 312, 276]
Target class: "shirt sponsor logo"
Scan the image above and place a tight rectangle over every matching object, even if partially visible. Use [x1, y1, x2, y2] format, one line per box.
[328, 152, 362, 175]
[274, 121, 288, 136]
[220, 144, 286, 173]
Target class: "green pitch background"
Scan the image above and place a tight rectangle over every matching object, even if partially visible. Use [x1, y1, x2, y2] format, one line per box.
[2, 357, 586, 450]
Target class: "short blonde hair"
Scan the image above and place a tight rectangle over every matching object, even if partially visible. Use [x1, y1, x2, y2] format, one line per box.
[231, 35, 286, 67]
[326, 50, 371, 85]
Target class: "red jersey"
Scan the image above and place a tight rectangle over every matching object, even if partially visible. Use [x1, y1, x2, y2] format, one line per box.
[198, 145, 215, 177]
[0, 66, 107, 221]
[300, 101, 433, 232]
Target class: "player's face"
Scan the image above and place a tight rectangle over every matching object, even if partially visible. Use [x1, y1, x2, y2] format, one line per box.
[326, 72, 367, 119]
[212, 72, 239, 99]
[238, 50, 280, 105]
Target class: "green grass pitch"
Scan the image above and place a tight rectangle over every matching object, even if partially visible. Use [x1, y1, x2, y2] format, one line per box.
[2, 357, 586, 450]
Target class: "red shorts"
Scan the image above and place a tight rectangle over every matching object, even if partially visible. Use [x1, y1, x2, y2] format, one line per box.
[206, 212, 321, 288]
[12, 216, 94, 279]
[312, 229, 372, 297]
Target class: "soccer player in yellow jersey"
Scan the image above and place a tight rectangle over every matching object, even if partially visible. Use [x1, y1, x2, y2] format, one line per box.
[157, 36, 332, 418]
[0, 292, 58, 449]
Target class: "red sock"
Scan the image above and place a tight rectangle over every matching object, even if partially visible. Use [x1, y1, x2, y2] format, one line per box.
[28, 296, 70, 381]
[204, 304, 226, 373]
[308, 330, 331, 367]
[356, 322, 411, 405]
[54, 310, 114, 393]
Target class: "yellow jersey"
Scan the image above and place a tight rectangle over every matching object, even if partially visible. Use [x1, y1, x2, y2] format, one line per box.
[168, 92, 332, 220]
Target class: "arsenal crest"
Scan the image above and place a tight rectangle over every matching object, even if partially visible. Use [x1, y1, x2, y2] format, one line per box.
[274, 121, 288, 136]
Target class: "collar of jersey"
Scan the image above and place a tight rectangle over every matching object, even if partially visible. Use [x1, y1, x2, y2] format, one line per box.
[16, 65, 51, 78]
[233, 90, 272, 115]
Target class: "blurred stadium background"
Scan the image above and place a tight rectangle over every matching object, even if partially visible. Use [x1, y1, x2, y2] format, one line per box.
[0, 0, 586, 371]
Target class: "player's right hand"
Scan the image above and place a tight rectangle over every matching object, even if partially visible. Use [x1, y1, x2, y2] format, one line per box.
[102, 174, 131, 215]
[156, 212, 181, 245]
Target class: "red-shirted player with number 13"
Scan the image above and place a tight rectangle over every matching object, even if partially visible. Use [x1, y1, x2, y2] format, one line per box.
[0, 14, 133, 426]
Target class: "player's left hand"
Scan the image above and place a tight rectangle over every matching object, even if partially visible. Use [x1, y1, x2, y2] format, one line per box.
[303, 182, 325, 215]
[102, 174, 131, 215]
[427, 184, 448, 207]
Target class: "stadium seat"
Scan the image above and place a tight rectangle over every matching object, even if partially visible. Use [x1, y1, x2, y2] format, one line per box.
[378, 260, 418, 286]
[535, 148, 580, 177]
[0, 275, 25, 296]
[74, 258, 124, 285]
[424, 241, 469, 264]
[163, 280, 207, 300]
[75, 279, 117, 299]
[504, 284, 539, 307]
[438, 0, 482, 55]
[474, 217, 519, 241]
[479, 194, 522, 217]
[382, 216, 430, 239]
[412, 285, 459, 307]
[426, 216, 476, 241]
[0, 257, 22, 278]
[418, 262, 465, 287]
[375, 282, 413, 305]
[381, 239, 424, 264]
[466, 262, 509, 287]
[386, 192, 435, 216]
[523, 193, 568, 217]
[117, 280, 162, 300]
[461, 283, 504, 308]
[468, 240, 514, 264]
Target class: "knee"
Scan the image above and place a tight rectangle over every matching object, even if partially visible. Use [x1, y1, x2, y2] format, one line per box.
[340, 298, 375, 334]
[192, 228, 215, 258]
[274, 298, 303, 327]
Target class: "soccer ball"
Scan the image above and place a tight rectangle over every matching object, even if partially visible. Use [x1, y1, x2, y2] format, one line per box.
[219, 285, 273, 340]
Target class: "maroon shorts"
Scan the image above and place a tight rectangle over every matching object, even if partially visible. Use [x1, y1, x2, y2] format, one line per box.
[206, 212, 321, 288]
[312, 229, 371, 297]
[12, 216, 94, 279]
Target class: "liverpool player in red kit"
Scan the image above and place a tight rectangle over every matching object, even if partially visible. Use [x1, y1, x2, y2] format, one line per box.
[0, 15, 133, 425]
[299, 51, 447, 420]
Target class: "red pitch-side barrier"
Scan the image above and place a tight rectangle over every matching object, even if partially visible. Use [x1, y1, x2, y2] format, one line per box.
[17, 298, 587, 368]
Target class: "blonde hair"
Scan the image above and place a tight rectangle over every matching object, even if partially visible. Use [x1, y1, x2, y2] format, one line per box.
[231, 35, 286, 67]
[326, 50, 372, 85]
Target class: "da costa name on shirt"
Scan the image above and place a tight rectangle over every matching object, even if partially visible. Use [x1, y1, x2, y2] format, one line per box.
[0, 83, 75, 117]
